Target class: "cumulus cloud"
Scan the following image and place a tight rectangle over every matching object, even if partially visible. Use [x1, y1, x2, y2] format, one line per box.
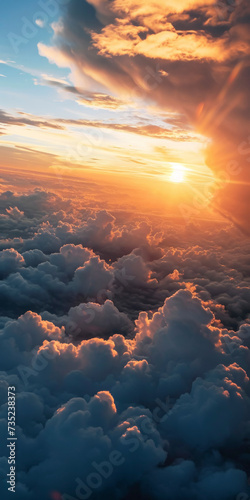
[0, 188, 250, 499]
[91, 21, 241, 62]
[44, 300, 134, 340]
[0, 249, 24, 278]
[1, 286, 250, 499]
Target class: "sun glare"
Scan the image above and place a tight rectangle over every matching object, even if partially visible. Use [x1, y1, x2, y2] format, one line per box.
[170, 164, 185, 183]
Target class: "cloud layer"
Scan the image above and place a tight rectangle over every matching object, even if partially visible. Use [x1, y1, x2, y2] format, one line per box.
[0, 188, 250, 500]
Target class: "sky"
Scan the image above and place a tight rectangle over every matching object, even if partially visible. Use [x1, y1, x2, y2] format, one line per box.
[0, 0, 226, 219]
[0, 2, 250, 500]
[1, 0, 250, 228]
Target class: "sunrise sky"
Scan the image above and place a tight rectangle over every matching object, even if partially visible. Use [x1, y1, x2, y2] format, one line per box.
[1, 1, 249, 229]
[3, 0, 249, 222]
[0, 1, 208, 175]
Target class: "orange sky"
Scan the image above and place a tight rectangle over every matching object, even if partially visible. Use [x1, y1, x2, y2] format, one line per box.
[0, 0, 249, 229]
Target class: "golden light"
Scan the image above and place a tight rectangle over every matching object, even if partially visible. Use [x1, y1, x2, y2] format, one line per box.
[169, 163, 186, 183]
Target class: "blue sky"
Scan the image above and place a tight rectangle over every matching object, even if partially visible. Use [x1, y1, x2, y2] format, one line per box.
[0, 1, 82, 117]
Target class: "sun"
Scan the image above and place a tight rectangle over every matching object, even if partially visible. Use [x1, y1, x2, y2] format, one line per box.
[169, 163, 186, 183]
